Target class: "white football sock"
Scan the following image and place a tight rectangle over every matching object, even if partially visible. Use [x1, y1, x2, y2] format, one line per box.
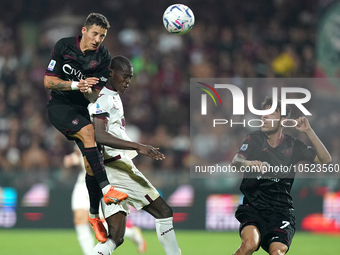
[124, 226, 134, 240]
[155, 217, 181, 255]
[125, 226, 144, 248]
[89, 213, 100, 219]
[75, 224, 94, 255]
[92, 238, 116, 255]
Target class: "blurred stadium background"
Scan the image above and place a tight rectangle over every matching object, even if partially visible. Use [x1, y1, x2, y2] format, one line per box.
[1, 0, 340, 254]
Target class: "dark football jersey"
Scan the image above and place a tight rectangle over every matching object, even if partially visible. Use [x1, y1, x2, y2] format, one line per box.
[237, 131, 316, 210]
[45, 36, 111, 107]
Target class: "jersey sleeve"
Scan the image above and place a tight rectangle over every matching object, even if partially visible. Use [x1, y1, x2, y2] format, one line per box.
[45, 39, 64, 77]
[88, 95, 111, 119]
[236, 133, 258, 159]
[292, 139, 316, 163]
[92, 50, 111, 90]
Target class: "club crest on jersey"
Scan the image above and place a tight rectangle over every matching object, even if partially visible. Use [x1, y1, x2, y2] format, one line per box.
[72, 118, 79, 125]
[96, 103, 103, 114]
[89, 60, 99, 70]
[47, 60, 56, 71]
[240, 144, 248, 151]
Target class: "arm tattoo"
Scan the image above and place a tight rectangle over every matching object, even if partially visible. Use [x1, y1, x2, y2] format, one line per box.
[48, 80, 71, 91]
[232, 153, 246, 169]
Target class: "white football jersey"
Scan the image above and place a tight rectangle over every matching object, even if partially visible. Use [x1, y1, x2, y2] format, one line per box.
[88, 86, 138, 160]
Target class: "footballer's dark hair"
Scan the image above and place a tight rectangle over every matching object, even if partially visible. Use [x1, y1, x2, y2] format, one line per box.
[110, 55, 132, 72]
[261, 96, 291, 118]
[84, 13, 110, 30]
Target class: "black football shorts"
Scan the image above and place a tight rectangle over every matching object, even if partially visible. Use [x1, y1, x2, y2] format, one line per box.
[235, 204, 295, 253]
[47, 98, 92, 140]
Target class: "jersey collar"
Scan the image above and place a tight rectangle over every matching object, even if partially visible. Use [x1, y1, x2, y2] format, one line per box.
[76, 35, 81, 51]
[278, 134, 285, 145]
[105, 85, 119, 95]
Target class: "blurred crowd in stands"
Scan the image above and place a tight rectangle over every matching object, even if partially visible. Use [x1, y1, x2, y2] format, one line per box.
[0, 0, 339, 188]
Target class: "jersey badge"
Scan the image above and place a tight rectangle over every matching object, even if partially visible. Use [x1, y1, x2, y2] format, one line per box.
[96, 103, 103, 114]
[47, 60, 56, 71]
[89, 60, 99, 69]
[72, 118, 79, 125]
[240, 144, 248, 151]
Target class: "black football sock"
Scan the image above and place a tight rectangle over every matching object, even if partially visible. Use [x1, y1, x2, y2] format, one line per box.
[84, 147, 110, 189]
[85, 173, 101, 215]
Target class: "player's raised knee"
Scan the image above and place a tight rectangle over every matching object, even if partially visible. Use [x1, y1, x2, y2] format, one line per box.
[77, 124, 95, 141]
[269, 249, 286, 255]
[269, 243, 288, 255]
[241, 238, 259, 253]
[161, 203, 173, 218]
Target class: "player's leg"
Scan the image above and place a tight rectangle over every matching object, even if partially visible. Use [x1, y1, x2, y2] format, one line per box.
[262, 215, 295, 255]
[233, 225, 261, 255]
[76, 139, 127, 242]
[85, 172, 108, 243]
[142, 196, 181, 255]
[71, 140, 107, 243]
[74, 209, 94, 255]
[48, 102, 120, 243]
[71, 173, 95, 255]
[142, 196, 173, 218]
[268, 242, 288, 255]
[73, 125, 111, 191]
[74, 132, 128, 205]
[47, 101, 108, 192]
[124, 218, 147, 253]
[48, 101, 126, 206]
[92, 211, 127, 255]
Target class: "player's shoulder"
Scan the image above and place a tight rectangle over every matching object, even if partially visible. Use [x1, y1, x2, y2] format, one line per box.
[96, 87, 112, 101]
[97, 44, 111, 60]
[98, 87, 119, 103]
[55, 36, 76, 47]
[53, 37, 76, 53]
[282, 134, 310, 152]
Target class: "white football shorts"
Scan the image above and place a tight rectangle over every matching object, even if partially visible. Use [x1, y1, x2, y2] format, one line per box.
[100, 155, 160, 218]
[71, 170, 90, 211]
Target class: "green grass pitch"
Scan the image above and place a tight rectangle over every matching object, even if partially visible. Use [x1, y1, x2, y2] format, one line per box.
[0, 229, 339, 254]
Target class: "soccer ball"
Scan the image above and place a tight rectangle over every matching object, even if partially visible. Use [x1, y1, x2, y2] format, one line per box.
[163, 4, 195, 35]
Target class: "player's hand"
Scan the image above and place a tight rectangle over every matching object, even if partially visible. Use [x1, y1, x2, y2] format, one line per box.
[79, 77, 99, 92]
[137, 144, 165, 160]
[295, 116, 311, 133]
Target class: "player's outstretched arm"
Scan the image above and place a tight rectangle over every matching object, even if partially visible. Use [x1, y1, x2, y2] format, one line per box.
[295, 117, 332, 164]
[93, 117, 165, 160]
[44, 76, 97, 93]
[83, 86, 101, 103]
[232, 153, 265, 171]
[135, 144, 165, 160]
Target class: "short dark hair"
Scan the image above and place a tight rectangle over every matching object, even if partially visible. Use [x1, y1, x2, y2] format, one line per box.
[261, 96, 291, 118]
[84, 13, 110, 30]
[110, 55, 132, 72]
